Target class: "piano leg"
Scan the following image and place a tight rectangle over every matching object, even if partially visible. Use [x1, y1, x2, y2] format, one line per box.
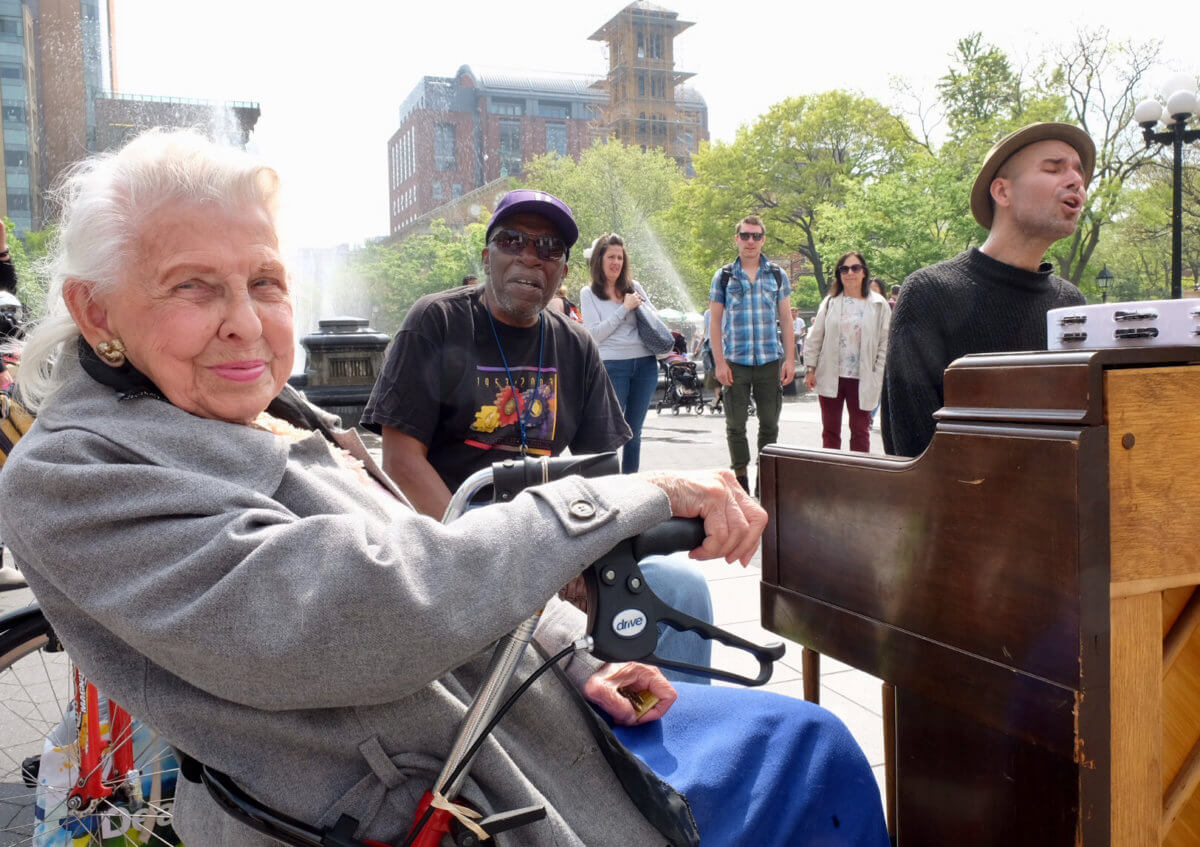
[802, 646, 820, 704]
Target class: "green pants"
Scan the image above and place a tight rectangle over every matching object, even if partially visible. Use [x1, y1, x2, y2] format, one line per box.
[724, 359, 783, 473]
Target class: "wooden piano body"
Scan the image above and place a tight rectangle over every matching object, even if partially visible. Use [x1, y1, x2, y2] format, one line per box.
[760, 347, 1200, 846]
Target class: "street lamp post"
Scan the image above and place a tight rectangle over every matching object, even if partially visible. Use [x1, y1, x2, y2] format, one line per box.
[1133, 73, 1200, 300]
[1096, 265, 1113, 303]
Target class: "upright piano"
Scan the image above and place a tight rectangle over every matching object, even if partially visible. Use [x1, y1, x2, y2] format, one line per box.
[760, 347, 1200, 846]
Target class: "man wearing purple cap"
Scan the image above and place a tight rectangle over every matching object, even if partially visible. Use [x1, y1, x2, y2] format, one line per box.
[363, 189, 715, 681]
[363, 189, 628, 515]
[882, 123, 1092, 457]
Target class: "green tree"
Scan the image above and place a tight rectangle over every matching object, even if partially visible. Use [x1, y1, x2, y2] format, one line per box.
[343, 220, 487, 333]
[7, 221, 55, 320]
[1046, 28, 1163, 283]
[670, 90, 915, 299]
[520, 141, 694, 312]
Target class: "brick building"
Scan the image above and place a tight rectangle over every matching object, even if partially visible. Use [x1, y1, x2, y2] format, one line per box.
[387, 65, 607, 235]
[386, 2, 708, 237]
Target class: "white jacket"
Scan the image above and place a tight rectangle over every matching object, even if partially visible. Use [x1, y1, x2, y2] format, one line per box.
[803, 291, 891, 410]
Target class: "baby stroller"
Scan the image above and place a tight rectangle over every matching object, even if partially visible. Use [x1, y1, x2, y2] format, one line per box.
[656, 332, 713, 415]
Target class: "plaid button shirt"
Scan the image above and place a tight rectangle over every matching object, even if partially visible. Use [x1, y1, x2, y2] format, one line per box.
[709, 256, 791, 366]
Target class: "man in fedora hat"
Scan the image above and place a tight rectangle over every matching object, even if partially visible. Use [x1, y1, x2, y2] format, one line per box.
[362, 189, 715, 681]
[881, 122, 1093, 457]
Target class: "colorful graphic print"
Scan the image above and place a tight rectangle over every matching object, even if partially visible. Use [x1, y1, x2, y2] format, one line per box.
[467, 365, 559, 455]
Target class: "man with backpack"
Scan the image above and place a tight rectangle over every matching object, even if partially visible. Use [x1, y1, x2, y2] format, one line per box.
[708, 215, 795, 494]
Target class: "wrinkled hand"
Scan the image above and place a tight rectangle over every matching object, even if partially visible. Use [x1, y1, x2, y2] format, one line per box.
[715, 361, 733, 386]
[643, 469, 767, 566]
[803, 370, 816, 391]
[583, 662, 677, 726]
[623, 292, 643, 312]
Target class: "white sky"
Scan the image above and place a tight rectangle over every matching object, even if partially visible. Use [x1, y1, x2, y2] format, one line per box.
[109, 0, 1199, 249]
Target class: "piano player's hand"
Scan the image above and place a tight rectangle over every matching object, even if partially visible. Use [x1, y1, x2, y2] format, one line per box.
[643, 469, 767, 566]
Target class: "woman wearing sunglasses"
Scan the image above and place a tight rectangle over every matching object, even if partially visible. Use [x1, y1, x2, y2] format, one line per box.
[802, 251, 891, 453]
[579, 233, 666, 474]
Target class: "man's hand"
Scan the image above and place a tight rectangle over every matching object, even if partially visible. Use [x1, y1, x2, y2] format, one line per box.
[642, 468, 767, 566]
[583, 662, 677, 726]
[715, 360, 733, 386]
[780, 359, 795, 386]
[0, 219, 7, 254]
[803, 370, 817, 391]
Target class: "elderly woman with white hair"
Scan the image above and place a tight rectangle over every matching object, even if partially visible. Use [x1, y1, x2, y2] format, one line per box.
[0, 131, 888, 847]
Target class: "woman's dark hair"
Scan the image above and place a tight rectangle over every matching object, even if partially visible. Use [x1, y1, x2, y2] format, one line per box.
[830, 251, 870, 298]
[588, 234, 633, 300]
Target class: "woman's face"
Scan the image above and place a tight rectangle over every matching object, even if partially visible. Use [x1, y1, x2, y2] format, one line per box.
[602, 244, 625, 284]
[93, 200, 294, 424]
[838, 255, 865, 294]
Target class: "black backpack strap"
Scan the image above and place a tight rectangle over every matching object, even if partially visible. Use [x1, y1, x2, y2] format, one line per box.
[718, 263, 734, 295]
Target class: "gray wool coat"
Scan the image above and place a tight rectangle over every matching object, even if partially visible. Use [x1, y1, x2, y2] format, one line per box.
[0, 355, 693, 846]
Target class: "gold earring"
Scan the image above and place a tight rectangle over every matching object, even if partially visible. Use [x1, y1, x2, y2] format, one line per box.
[96, 338, 126, 367]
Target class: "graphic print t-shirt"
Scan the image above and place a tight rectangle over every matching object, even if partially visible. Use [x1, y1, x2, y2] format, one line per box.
[361, 285, 630, 492]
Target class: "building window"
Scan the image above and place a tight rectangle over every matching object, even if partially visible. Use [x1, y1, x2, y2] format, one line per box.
[452, 183, 463, 198]
[489, 98, 523, 116]
[537, 101, 569, 118]
[432, 182, 444, 202]
[0, 64, 21, 80]
[4, 149, 26, 167]
[637, 31, 644, 59]
[499, 119, 521, 175]
[434, 123, 456, 171]
[638, 74, 645, 97]
[546, 123, 567, 157]
[6, 192, 29, 210]
[1, 104, 24, 122]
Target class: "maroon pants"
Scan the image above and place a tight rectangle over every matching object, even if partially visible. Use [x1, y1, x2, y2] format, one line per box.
[818, 377, 871, 452]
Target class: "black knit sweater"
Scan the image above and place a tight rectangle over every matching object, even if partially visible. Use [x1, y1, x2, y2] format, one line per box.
[881, 248, 1085, 457]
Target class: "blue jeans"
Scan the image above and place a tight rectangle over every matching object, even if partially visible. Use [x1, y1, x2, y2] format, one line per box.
[602, 355, 659, 473]
[640, 554, 713, 685]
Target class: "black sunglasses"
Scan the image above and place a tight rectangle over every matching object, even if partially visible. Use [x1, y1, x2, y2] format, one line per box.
[839, 263, 865, 274]
[737, 231, 765, 242]
[489, 228, 568, 262]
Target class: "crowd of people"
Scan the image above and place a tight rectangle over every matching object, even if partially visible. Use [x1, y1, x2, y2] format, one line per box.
[0, 117, 1097, 846]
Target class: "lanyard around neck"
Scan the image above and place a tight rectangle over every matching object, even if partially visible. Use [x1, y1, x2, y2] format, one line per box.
[484, 305, 545, 455]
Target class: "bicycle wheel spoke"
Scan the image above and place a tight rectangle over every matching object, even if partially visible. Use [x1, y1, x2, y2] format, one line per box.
[0, 614, 180, 847]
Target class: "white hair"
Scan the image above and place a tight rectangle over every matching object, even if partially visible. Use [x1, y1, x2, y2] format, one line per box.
[17, 129, 280, 412]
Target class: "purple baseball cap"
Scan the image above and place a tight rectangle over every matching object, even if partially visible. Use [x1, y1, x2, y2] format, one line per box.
[486, 189, 579, 248]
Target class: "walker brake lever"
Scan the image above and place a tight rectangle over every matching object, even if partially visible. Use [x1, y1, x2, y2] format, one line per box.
[583, 518, 785, 687]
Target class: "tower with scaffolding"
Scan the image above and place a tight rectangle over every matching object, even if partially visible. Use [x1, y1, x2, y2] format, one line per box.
[588, 2, 708, 172]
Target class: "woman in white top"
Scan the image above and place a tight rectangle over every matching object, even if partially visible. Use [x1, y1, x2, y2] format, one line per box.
[802, 251, 891, 453]
[579, 233, 660, 473]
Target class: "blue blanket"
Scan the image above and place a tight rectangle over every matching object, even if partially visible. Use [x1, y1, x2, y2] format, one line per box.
[613, 683, 890, 846]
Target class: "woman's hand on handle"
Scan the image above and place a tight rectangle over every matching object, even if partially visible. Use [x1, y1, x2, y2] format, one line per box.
[642, 469, 767, 567]
[622, 292, 643, 312]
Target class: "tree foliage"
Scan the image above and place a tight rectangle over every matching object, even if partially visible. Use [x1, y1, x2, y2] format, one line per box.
[340, 220, 487, 333]
[670, 90, 915, 299]
[520, 141, 694, 311]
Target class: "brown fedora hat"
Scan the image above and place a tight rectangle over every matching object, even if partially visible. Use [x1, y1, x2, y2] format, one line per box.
[969, 122, 1096, 229]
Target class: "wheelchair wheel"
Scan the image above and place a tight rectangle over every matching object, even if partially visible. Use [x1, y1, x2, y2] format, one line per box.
[0, 606, 180, 846]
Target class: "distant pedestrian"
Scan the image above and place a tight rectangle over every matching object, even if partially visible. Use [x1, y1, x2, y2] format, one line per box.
[708, 215, 795, 494]
[803, 251, 890, 453]
[579, 233, 671, 473]
[888, 284, 900, 309]
[461, 274, 478, 286]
